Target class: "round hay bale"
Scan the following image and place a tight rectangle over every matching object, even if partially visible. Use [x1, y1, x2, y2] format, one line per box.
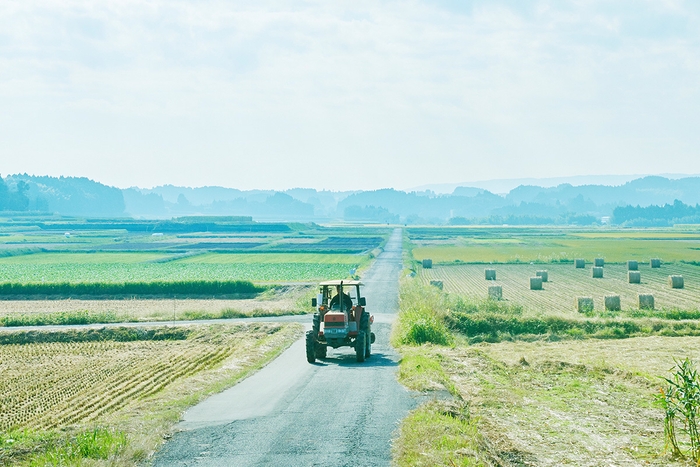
[628, 271, 641, 284]
[576, 297, 594, 313]
[639, 294, 654, 310]
[485, 269, 496, 281]
[429, 280, 443, 290]
[488, 285, 503, 300]
[536, 270, 548, 282]
[604, 295, 621, 312]
[422, 259, 433, 269]
[592, 267, 604, 278]
[650, 258, 661, 268]
[669, 275, 684, 289]
[594, 258, 605, 267]
[575, 259, 585, 269]
[627, 260, 638, 271]
[530, 277, 543, 290]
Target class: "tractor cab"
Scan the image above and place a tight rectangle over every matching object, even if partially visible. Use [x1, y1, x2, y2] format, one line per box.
[306, 280, 375, 363]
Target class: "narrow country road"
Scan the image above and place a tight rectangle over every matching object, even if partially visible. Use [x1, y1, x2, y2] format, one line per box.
[151, 228, 418, 467]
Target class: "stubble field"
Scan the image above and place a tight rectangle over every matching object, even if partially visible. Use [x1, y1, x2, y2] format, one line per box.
[419, 262, 700, 314]
[0, 323, 301, 465]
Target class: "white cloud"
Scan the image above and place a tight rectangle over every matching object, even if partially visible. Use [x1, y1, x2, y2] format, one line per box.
[0, 0, 699, 190]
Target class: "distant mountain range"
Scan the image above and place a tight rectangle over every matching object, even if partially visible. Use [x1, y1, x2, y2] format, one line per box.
[2, 173, 700, 226]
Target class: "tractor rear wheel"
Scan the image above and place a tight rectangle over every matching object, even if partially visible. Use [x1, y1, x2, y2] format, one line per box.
[365, 332, 371, 358]
[355, 331, 366, 363]
[315, 343, 327, 359]
[305, 331, 316, 364]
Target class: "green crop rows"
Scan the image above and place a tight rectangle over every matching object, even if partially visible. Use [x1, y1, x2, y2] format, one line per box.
[0, 262, 354, 284]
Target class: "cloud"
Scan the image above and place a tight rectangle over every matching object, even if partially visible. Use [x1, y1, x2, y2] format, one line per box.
[0, 0, 699, 189]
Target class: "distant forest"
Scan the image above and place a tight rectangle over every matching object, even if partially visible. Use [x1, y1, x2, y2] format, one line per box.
[612, 200, 700, 226]
[2, 173, 700, 226]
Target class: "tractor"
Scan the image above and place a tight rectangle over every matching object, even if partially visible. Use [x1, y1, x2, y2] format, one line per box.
[306, 280, 375, 363]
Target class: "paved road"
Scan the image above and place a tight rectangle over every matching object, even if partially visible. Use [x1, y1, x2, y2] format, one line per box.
[151, 228, 418, 467]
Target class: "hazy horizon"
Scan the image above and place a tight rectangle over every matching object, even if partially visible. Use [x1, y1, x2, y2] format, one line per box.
[2, 1, 699, 191]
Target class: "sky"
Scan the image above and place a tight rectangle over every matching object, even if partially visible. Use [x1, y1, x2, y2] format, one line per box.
[1, 0, 699, 191]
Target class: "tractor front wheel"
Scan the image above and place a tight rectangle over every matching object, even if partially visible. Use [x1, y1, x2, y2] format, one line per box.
[315, 343, 327, 359]
[306, 331, 316, 364]
[355, 331, 366, 363]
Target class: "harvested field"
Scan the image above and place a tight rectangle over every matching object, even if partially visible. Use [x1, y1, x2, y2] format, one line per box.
[0, 323, 292, 433]
[0, 285, 311, 323]
[419, 263, 700, 314]
[430, 336, 700, 466]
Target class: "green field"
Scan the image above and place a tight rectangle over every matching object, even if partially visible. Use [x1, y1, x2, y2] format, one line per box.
[409, 227, 700, 264]
[0, 252, 169, 264]
[176, 253, 362, 264]
[0, 223, 384, 285]
[0, 262, 357, 284]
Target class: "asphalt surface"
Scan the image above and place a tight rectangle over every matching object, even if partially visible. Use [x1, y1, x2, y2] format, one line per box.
[151, 228, 418, 467]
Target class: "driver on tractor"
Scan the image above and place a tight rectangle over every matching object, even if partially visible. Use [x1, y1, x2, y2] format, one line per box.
[329, 287, 353, 311]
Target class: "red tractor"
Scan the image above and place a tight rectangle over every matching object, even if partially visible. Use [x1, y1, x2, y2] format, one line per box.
[306, 280, 375, 363]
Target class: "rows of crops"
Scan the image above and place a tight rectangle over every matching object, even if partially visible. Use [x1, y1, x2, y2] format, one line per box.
[420, 263, 700, 315]
[0, 324, 280, 432]
[0, 280, 263, 298]
[0, 262, 354, 284]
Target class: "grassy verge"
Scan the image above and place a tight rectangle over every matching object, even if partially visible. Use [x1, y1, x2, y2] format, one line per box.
[0, 306, 309, 328]
[392, 279, 697, 465]
[0, 323, 303, 466]
[447, 312, 700, 343]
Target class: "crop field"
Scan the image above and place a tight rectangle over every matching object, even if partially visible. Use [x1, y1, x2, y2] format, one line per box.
[409, 227, 700, 264]
[0, 254, 362, 284]
[0, 323, 300, 465]
[419, 263, 700, 314]
[0, 225, 383, 285]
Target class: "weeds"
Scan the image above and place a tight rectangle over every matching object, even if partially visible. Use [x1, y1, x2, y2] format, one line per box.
[0, 306, 307, 328]
[658, 358, 700, 461]
[0, 428, 127, 467]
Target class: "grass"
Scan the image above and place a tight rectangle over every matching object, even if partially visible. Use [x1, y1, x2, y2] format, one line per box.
[0, 285, 313, 327]
[394, 337, 698, 466]
[0, 323, 302, 466]
[392, 280, 453, 346]
[393, 275, 700, 465]
[410, 228, 700, 264]
[400, 280, 700, 345]
[0, 306, 308, 328]
[393, 400, 486, 467]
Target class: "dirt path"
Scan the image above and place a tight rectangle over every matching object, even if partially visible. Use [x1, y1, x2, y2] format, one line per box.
[150, 228, 418, 466]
